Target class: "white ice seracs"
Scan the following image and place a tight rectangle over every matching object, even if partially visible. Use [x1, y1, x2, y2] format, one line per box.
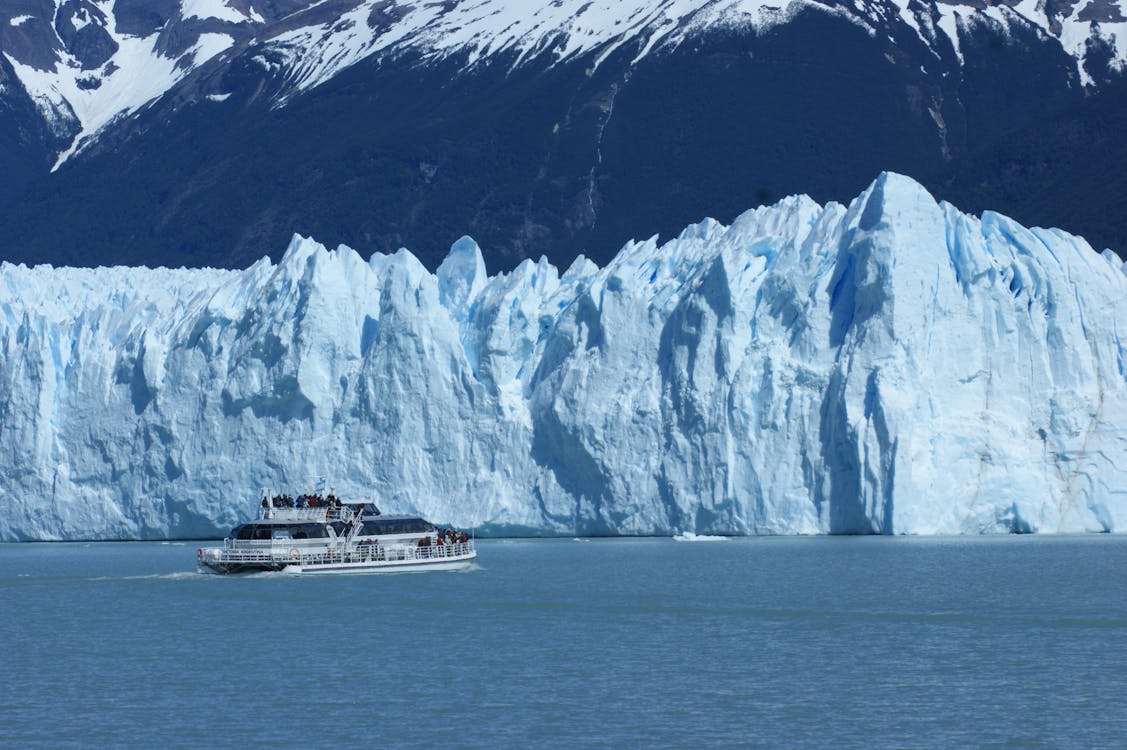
[1, 172, 1125, 540]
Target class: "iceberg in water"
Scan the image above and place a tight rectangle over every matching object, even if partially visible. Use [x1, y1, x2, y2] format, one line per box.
[1, 173, 1126, 540]
[672, 532, 728, 542]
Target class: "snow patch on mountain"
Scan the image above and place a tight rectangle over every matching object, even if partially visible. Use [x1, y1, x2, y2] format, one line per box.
[3, 2, 240, 169]
[896, 0, 1125, 79]
[2, 173, 1125, 541]
[181, 0, 262, 24]
[192, 32, 237, 64]
[1060, 16, 1127, 82]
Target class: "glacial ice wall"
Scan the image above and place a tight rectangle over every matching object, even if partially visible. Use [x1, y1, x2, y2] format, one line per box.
[2, 173, 1126, 540]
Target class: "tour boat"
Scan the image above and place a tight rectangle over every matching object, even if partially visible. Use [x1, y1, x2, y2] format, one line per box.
[197, 493, 476, 575]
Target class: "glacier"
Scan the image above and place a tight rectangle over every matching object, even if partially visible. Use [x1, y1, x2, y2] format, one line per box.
[2, 172, 1126, 541]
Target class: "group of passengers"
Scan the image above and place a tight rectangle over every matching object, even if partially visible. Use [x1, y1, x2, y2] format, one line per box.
[419, 529, 470, 547]
[261, 493, 343, 509]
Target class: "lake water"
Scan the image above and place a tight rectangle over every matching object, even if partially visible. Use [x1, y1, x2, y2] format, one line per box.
[2, 535, 1125, 749]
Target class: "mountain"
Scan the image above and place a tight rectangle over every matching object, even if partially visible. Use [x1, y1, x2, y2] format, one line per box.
[1, 0, 1126, 271]
[2, 173, 1125, 541]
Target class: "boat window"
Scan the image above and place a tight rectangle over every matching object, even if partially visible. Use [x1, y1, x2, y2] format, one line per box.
[253, 526, 273, 540]
[288, 523, 326, 539]
[272, 529, 291, 540]
[234, 525, 254, 540]
[275, 522, 325, 539]
[360, 518, 431, 535]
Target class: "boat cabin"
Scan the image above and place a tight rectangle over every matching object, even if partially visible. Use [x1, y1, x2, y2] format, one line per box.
[227, 521, 331, 541]
[356, 515, 436, 537]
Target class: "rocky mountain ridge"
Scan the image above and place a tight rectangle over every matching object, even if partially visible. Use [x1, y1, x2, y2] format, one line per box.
[1, 0, 1125, 271]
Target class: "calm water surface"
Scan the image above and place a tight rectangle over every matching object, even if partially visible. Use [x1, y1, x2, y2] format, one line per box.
[2, 536, 1125, 749]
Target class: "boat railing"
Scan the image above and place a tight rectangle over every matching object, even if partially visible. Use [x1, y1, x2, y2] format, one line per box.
[258, 506, 358, 522]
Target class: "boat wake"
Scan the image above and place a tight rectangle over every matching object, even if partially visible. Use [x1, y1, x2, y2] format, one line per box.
[88, 571, 203, 581]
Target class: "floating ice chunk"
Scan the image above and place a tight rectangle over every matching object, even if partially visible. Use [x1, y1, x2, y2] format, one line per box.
[672, 532, 729, 542]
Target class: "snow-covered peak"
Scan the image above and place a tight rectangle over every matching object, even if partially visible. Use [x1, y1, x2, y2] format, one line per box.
[262, 0, 795, 100]
[261, 0, 1127, 99]
[2, 0, 1123, 166]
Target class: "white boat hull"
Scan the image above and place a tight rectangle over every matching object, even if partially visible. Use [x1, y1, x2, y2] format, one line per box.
[282, 552, 476, 575]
